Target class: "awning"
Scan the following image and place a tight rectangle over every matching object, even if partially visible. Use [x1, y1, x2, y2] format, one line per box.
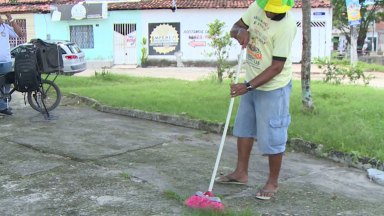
[332, 38, 339, 43]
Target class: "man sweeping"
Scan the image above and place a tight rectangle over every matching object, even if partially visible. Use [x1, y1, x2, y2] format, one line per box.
[215, 0, 296, 200]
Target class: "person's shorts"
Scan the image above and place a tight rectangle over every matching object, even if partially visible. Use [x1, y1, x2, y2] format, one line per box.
[233, 80, 292, 154]
[0, 62, 14, 85]
[0, 62, 12, 74]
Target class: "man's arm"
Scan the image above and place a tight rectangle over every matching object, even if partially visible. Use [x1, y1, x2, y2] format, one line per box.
[6, 13, 22, 37]
[247, 21, 296, 90]
[247, 60, 285, 89]
[229, 18, 285, 95]
[230, 59, 285, 97]
[230, 19, 249, 49]
[230, 19, 249, 38]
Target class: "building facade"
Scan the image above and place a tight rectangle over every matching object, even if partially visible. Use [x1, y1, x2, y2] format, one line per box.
[2, 0, 333, 67]
[34, 10, 142, 68]
[0, 12, 36, 48]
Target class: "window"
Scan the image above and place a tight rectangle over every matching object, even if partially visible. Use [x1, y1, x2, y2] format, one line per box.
[8, 19, 27, 48]
[67, 43, 82, 54]
[296, 21, 326, 28]
[10, 45, 33, 58]
[114, 23, 136, 35]
[60, 47, 67, 55]
[311, 21, 326, 28]
[69, 25, 94, 49]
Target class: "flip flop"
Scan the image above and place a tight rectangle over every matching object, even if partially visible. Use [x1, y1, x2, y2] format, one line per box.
[215, 175, 246, 185]
[255, 188, 277, 200]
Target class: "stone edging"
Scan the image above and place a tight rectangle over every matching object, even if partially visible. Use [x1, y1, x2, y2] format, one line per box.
[70, 93, 228, 134]
[70, 93, 384, 172]
[287, 138, 384, 171]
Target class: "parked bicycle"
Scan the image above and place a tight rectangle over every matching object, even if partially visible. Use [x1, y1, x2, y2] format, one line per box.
[0, 39, 62, 115]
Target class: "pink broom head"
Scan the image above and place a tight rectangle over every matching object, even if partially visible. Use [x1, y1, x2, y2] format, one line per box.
[185, 191, 224, 212]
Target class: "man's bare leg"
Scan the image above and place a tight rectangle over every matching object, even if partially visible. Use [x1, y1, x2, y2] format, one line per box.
[256, 152, 283, 198]
[216, 137, 254, 183]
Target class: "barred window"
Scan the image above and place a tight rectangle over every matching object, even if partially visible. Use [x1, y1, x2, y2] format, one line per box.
[69, 25, 94, 49]
[8, 19, 27, 48]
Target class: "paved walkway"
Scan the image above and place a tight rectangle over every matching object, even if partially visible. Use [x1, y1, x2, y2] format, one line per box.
[1, 63, 383, 215]
[0, 83, 383, 215]
[77, 64, 384, 88]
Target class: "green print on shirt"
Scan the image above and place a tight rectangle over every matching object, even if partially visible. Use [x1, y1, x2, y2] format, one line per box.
[253, 16, 269, 30]
[250, 28, 268, 45]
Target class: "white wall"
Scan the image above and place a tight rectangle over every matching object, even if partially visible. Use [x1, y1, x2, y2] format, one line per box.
[366, 32, 378, 38]
[312, 7, 333, 60]
[290, 7, 333, 62]
[141, 7, 333, 63]
[142, 8, 244, 62]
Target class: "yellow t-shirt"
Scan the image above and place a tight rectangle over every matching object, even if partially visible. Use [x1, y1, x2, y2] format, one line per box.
[241, 2, 297, 91]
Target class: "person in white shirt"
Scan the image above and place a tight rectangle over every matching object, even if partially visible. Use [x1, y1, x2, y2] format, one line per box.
[362, 41, 369, 56]
[0, 13, 22, 115]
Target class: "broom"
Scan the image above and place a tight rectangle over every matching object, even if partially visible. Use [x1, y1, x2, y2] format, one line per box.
[185, 49, 245, 212]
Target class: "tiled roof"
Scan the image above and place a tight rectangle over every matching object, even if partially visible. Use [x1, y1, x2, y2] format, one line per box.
[294, 0, 332, 9]
[12, 0, 50, 3]
[109, 0, 332, 10]
[0, 0, 332, 13]
[0, 4, 49, 13]
[109, 0, 255, 10]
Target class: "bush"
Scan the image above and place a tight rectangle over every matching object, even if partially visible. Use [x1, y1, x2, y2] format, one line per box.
[314, 56, 375, 86]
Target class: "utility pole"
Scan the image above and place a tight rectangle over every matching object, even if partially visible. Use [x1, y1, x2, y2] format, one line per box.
[345, 0, 361, 66]
[372, 20, 375, 53]
[366, 0, 376, 54]
[350, 25, 358, 65]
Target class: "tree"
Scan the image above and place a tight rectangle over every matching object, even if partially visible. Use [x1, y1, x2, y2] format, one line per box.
[203, 19, 233, 83]
[140, 37, 148, 68]
[332, 0, 384, 46]
[301, 0, 315, 111]
[5, 0, 18, 4]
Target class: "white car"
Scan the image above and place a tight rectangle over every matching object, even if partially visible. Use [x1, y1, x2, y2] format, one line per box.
[10, 40, 87, 75]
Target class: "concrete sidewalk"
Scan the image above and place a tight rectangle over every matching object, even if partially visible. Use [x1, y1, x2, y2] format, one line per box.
[0, 93, 383, 215]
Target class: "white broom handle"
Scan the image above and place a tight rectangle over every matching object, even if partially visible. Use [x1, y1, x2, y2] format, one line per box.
[208, 48, 244, 192]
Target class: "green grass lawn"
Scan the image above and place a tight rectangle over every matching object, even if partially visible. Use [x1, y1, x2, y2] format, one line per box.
[55, 73, 384, 161]
[333, 58, 384, 72]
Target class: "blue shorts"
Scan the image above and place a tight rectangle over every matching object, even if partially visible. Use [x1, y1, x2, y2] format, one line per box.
[0, 62, 12, 74]
[233, 80, 292, 154]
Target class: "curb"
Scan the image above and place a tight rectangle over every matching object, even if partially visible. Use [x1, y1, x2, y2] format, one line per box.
[70, 93, 384, 172]
[292, 71, 323, 75]
[287, 138, 384, 171]
[71, 93, 230, 135]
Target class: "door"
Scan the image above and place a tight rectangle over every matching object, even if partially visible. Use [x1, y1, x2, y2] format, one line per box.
[291, 21, 327, 63]
[311, 21, 327, 59]
[113, 23, 137, 65]
[291, 21, 303, 63]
